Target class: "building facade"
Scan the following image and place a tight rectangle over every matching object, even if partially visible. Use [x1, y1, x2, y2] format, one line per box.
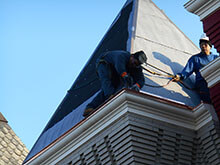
[25, 90, 220, 164]
[24, 0, 220, 164]
[185, 0, 220, 121]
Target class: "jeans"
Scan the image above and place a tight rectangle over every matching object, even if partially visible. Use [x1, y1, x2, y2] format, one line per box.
[86, 62, 123, 109]
[196, 80, 212, 104]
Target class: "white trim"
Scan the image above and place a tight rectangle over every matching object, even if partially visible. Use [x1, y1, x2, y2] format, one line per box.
[24, 90, 126, 165]
[201, 57, 220, 87]
[184, 0, 220, 20]
[24, 90, 214, 165]
[193, 103, 215, 130]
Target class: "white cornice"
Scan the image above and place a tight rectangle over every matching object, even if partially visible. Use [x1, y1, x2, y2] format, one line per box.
[201, 57, 220, 87]
[184, 0, 220, 20]
[193, 103, 217, 129]
[24, 90, 213, 165]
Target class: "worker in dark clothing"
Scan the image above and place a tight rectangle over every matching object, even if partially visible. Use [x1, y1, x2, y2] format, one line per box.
[173, 36, 219, 103]
[83, 50, 147, 117]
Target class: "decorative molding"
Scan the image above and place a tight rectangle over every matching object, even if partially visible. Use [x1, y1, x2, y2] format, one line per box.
[24, 90, 214, 165]
[201, 57, 220, 87]
[184, 0, 220, 20]
[193, 103, 218, 129]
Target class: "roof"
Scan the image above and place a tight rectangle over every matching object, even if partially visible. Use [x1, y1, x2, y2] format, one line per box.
[132, 0, 200, 106]
[0, 112, 7, 123]
[24, 0, 201, 163]
[0, 112, 29, 165]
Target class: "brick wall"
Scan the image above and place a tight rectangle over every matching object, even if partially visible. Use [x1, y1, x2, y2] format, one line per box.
[203, 9, 220, 53]
[210, 83, 220, 121]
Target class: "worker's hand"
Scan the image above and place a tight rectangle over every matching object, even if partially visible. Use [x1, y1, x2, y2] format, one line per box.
[130, 84, 140, 92]
[123, 75, 133, 88]
[173, 74, 181, 82]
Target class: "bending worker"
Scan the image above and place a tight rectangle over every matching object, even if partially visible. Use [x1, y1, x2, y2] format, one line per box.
[173, 36, 219, 103]
[83, 50, 147, 117]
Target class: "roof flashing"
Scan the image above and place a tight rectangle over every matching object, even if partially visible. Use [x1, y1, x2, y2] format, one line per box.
[24, 89, 212, 165]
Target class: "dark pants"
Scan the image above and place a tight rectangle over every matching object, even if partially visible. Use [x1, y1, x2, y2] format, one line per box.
[196, 80, 212, 104]
[86, 63, 123, 109]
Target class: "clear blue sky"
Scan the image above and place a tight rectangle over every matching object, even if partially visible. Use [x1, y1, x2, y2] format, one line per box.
[1, 0, 217, 150]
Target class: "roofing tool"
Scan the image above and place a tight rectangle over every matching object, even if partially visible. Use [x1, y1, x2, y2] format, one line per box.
[143, 63, 174, 77]
[142, 64, 174, 78]
[142, 64, 175, 78]
[141, 63, 174, 88]
[141, 63, 195, 90]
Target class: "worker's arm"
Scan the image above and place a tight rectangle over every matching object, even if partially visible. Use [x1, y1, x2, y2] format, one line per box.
[132, 67, 145, 90]
[174, 56, 195, 81]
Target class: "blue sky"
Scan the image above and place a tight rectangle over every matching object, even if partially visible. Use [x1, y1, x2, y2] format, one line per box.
[1, 0, 217, 150]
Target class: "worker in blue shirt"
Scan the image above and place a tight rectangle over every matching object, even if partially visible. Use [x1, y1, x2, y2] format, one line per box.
[83, 50, 147, 117]
[173, 36, 219, 103]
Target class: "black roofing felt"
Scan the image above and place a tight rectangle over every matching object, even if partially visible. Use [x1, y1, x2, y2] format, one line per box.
[25, 0, 202, 162]
[24, 2, 134, 162]
[43, 1, 133, 136]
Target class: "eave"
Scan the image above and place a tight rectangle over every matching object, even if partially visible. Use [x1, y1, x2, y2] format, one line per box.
[201, 57, 220, 87]
[24, 89, 213, 165]
[184, 0, 220, 20]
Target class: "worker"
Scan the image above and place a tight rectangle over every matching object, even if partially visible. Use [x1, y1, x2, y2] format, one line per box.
[83, 50, 147, 117]
[173, 35, 219, 103]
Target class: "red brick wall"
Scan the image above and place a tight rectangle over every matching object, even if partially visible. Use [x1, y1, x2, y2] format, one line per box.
[210, 83, 220, 120]
[202, 9, 220, 53]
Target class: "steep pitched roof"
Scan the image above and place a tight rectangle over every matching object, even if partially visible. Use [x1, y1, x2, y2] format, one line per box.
[24, 0, 201, 163]
[0, 112, 29, 165]
[132, 0, 200, 105]
[0, 112, 7, 123]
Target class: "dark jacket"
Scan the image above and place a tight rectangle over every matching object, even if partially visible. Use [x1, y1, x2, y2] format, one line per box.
[97, 50, 145, 88]
[178, 52, 218, 82]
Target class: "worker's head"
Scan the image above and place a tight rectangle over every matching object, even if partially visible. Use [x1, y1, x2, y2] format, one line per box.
[199, 35, 212, 55]
[129, 51, 147, 68]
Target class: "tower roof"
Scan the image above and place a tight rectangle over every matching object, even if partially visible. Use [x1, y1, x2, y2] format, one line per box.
[0, 112, 29, 164]
[0, 112, 8, 123]
[24, 0, 201, 163]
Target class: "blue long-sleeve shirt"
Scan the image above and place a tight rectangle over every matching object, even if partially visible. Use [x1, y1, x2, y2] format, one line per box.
[97, 50, 145, 88]
[178, 52, 218, 82]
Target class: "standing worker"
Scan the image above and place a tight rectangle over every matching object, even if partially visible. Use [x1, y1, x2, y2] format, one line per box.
[173, 35, 219, 103]
[83, 50, 147, 117]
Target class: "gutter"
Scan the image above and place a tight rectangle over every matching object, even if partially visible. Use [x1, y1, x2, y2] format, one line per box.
[24, 89, 211, 165]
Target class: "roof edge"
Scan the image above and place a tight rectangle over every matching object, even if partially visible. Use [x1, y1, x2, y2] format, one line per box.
[150, 0, 200, 53]
[201, 57, 220, 87]
[0, 112, 8, 123]
[23, 89, 212, 165]
[184, 0, 220, 20]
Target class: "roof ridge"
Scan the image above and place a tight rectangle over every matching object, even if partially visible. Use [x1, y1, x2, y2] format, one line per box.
[150, 0, 199, 50]
[0, 112, 8, 123]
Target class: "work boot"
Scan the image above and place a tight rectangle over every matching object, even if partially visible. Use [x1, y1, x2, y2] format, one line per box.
[83, 107, 94, 117]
